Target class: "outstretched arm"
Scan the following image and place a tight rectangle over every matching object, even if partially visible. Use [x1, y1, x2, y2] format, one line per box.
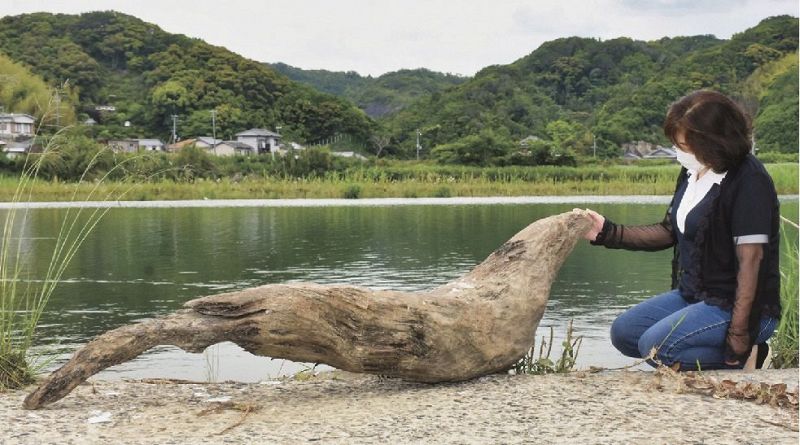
[583, 209, 676, 251]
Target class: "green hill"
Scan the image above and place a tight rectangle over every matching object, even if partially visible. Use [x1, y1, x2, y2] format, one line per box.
[0, 11, 795, 164]
[268, 63, 467, 118]
[383, 16, 798, 161]
[0, 11, 374, 143]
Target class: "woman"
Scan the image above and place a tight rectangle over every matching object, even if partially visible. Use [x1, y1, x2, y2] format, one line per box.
[584, 90, 780, 370]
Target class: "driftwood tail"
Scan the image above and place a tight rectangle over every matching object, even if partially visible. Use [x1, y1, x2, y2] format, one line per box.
[23, 310, 230, 409]
[24, 210, 592, 409]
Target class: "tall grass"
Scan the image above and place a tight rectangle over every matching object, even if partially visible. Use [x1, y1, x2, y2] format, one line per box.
[0, 126, 130, 389]
[772, 216, 799, 368]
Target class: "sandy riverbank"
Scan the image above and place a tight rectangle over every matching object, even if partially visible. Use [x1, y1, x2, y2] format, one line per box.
[2, 368, 797, 444]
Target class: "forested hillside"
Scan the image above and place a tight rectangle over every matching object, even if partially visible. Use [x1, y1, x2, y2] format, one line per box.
[0, 12, 795, 166]
[0, 11, 374, 143]
[383, 16, 797, 163]
[268, 63, 466, 118]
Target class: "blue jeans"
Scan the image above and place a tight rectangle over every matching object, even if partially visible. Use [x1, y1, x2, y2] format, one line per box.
[610, 289, 778, 370]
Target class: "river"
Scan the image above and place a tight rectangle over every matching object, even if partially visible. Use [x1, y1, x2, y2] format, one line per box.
[6, 196, 798, 381]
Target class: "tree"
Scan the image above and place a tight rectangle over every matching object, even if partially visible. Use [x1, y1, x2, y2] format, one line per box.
[431, 129, 514, 166]
[370, 133, 390, 157]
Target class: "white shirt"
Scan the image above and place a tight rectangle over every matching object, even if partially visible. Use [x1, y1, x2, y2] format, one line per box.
[676, 168, 727, 233]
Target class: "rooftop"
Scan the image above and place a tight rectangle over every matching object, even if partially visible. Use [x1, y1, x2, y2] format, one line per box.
[236, 128, 282, 137]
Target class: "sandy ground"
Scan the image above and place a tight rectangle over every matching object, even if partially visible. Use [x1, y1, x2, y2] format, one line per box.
[2, 369, 798, 445]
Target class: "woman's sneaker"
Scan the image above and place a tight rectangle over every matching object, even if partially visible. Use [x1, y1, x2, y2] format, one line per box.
[756, 342, 771, 369]
[743, 342, 771, 370]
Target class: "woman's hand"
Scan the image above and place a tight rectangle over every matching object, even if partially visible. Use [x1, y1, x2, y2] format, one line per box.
[724, 329, 751, 366]
[580, 208, 605, 241]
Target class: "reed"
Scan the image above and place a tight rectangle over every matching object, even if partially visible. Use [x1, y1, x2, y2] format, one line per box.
[0, 127, 132, 389]
[771, 216, 799, 368]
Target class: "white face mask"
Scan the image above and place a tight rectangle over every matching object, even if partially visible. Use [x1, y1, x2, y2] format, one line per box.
[674, 146, 705, 172]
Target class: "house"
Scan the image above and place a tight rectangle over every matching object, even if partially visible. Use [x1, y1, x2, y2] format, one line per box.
[166, 138, 197, 152]
[108, 139, 139, 153]
[0, 113, 35, 139]
[137, 139, 165, 151]
[236, 128, 281, 154]
[214, 141, 253, 156]
[643, 146, 677, 159]
[2, 139, 34, 159]
[195, 137, 223, 149]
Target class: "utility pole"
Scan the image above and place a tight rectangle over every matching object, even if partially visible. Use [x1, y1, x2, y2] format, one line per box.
[171, 114, 178, 144]
[416, 128, 422, 160]
[210, 109, 217, 155]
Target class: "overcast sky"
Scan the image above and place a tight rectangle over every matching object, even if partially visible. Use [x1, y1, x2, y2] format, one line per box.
[4, 0, 798, 77]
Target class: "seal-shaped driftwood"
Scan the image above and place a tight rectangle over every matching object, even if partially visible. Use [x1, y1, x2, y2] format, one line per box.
[24, 210, 591, 409]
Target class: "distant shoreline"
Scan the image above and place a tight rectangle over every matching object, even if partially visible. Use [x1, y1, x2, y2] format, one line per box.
[1, 195, 797, 209]
[0, 195, 674, 209]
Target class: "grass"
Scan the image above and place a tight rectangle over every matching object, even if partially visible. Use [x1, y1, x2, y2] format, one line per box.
[0, 162, 796, 201]
[513, 320, 582, 375]
[772, 216, 799, 368]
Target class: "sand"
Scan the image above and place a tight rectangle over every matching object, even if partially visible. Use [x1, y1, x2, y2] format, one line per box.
[2, 369, 798, 445]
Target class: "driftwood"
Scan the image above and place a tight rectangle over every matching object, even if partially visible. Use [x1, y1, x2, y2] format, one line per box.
[24, 210, 591, 409]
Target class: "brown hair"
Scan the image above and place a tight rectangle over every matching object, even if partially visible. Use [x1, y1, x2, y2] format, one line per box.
[663, 90, 752, 172]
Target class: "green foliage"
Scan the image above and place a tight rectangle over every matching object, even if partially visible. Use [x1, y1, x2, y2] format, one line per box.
[0, 52, 77, 126]
[432, 129, 515, 166]
[512, 139, 578, 167]
[753, 55, 799, 153]
[342, 184, 362, 199]
[173, 145, 217, 180]
[270, 64, 467, 118]
[756, 152, 799, 163]
[514, 320, 582, 375]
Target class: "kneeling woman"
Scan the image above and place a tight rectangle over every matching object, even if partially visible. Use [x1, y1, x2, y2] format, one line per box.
[584, 90, 780, 370]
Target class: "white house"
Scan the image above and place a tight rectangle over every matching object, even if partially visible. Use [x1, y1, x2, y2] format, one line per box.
[2, 140, 33, 159]
[214, 141, 254, 156]
[195, 137, 223, 149]
[0, 113, 35, 139]
[137, 139, 165, 151]
[643, 146, 677, 159]
[236, 129, 281, 154]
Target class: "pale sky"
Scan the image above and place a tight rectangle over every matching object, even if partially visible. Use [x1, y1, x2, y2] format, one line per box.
[4, 0, 798, 77]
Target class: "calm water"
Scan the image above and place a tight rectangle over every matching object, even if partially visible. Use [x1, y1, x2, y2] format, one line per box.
[8, 199, 798, 381]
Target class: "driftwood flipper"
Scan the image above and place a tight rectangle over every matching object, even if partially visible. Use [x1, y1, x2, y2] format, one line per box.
[24, 210, 591, 409]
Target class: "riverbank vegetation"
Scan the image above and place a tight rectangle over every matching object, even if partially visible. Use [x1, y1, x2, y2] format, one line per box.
[773, 217, 799, 368]
[0, 160, 796, 202]
[0, 142, 796, 201]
